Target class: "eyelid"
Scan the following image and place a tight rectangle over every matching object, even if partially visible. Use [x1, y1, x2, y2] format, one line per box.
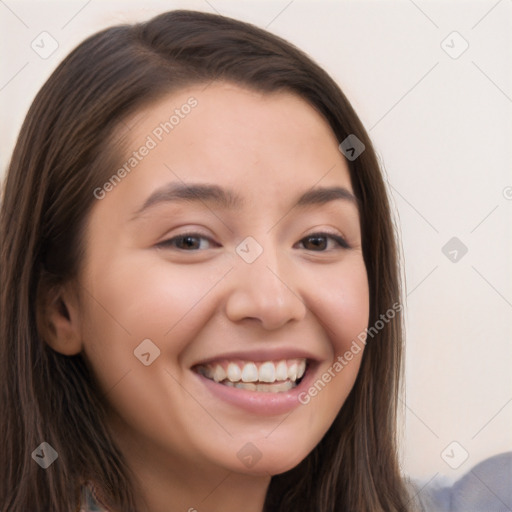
[155, 225, 213, 243]
[299, 230, 351, 250]
[155, 231, 217, 250]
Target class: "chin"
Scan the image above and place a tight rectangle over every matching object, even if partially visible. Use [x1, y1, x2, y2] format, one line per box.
[225, 436, 317, 477]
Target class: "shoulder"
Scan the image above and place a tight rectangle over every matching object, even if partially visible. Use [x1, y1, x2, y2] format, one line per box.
[405, 451, 512, 512]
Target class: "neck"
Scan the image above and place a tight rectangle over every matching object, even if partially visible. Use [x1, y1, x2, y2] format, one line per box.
[107, 412, 270, 512]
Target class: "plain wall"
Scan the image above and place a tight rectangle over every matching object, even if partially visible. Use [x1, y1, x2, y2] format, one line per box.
[1, 0, 511, 485]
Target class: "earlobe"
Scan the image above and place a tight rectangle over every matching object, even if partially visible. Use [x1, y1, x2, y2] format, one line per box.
[37, 280, 83, 356]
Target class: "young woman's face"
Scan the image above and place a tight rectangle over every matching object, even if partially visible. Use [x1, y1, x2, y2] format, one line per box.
[78, 82, 369, 476]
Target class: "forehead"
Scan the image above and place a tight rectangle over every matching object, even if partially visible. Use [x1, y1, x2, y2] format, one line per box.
[105, 82, 354, 214]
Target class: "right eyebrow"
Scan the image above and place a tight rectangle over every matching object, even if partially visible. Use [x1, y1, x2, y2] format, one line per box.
[131, 182, 243, 219]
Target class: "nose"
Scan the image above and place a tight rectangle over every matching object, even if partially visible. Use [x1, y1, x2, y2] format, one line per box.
[224, 243, 307, 330]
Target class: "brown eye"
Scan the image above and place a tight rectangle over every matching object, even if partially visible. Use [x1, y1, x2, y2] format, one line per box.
[157, 233, 218, 251]
[297, 232, 350, 251]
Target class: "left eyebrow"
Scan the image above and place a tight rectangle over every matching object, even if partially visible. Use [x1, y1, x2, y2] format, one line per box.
[295, 186, 358, 208]
[131, 182, 358, 219]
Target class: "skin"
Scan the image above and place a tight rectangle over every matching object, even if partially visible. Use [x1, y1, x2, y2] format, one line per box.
[46, 82, 369, 512]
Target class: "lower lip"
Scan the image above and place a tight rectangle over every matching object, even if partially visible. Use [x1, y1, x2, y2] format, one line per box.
[193, 364, 316, 415]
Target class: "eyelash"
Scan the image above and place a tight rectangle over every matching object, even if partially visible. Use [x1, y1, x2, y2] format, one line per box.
[157, 231, 350, 252]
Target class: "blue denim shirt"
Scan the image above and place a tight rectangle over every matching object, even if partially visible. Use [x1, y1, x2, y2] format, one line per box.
[408, 452, 512, 512]
[80, 483, 106, 512]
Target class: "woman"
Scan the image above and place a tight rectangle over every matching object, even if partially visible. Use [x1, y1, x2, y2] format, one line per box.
[1, 9, 418, 511]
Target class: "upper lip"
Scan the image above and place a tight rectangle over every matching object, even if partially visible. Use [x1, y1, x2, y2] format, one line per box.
[191, 348, 321, 367]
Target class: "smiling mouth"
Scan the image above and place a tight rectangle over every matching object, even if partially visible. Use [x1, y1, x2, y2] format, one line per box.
[194, 358, 308, 393]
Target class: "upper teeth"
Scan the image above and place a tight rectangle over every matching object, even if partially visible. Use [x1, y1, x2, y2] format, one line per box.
[198, 359, 307, 384]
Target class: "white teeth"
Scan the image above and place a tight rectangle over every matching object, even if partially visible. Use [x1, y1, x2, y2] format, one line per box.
[288, 362, 298, 381]
[297, 360, 306, 379]
[275, 360, 288, 381]
[268, 381, 294, 392]
[212, 365, 226, 383]
[258, 362, 276, 383]
[235, 381, 294, 392]
[227, 363, 242, 382]
[257, 381, 294, 392]
[241, 362, 258, 382]
[234, 382, 257, 391]
[198, 358, 308, 390]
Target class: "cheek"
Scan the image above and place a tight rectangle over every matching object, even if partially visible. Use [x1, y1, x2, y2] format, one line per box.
[79, 252, 232, 388]
[308, 255, 370, 355]
[297, 256, 369, 419]
[78, 253, 236, 451]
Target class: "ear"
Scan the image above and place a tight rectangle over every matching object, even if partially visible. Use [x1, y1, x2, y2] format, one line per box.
[37, 278, 83, 356]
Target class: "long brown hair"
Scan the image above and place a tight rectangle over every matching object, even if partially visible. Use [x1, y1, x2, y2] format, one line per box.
[0, 10, 409, 511]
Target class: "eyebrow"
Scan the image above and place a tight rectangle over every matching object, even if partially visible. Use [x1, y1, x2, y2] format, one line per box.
[132, 182, 358, 218]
